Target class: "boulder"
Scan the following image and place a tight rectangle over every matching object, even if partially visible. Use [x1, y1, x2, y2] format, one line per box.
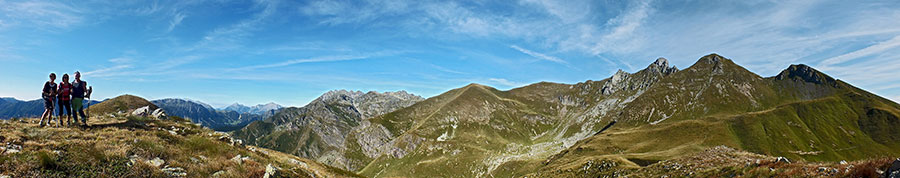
[884, 158, 900, 178]
[264, 164, 279, 178]
[161, 166, 187, 177]
[152, 108, 167, 120]
[147, 157, 165, 167]
[131, 106, 151, 117]
[774, 157, 791, 164]
[231, 155, 243, 165]
[211, 171, 226, 177]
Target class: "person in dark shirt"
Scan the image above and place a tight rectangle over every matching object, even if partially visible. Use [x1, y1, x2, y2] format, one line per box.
[58, 74, 73, 126]
[40, 73, 57, 127]
[72, 71, 90, 126]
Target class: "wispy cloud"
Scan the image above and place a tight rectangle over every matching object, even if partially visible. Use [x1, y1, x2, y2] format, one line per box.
[820, 35, 900, 66]
[234, 55, 371, 71]
[427, 63, 466, 75]
[83, 64, 133, 77]
[0, 1, 84, 30]
[510, 45, 567, 64]
[188, 0, 278, 52]
[487, 78, 523, 87]
[166, 12, 186, 32]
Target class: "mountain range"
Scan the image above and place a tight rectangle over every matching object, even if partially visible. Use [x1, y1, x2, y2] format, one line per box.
[0, 97, 101, 119]
[223, 102, 284, 116]
[0, 94, 283, 132]
[151, 99, 284, 131]
[225, 54, 900, 177]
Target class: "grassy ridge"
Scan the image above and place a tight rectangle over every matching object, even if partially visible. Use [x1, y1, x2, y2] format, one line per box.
[0, 115, 363, 177]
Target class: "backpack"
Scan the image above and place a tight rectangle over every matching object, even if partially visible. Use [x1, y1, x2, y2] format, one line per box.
[43, 81, 57, 97]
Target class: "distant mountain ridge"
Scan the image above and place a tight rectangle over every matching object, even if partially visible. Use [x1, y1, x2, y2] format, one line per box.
[223, 102, 283, 115]
[151, 98, 280, 131]
[0, 97, 101, 119]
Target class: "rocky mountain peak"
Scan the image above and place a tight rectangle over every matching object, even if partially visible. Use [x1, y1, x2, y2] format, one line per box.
[774, 64, 837, 85]
[654, 57, 669, 67]
[690, 53, 733, 74]
[647, 57, 679, 75]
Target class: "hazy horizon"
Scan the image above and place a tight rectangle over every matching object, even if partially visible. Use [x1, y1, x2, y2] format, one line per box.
[2, 0, 900, 107]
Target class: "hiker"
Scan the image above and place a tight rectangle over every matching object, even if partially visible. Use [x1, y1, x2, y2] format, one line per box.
[40, 73, 57, 127]
[57, 74, 73, 126]
[72, 71, 90, 126]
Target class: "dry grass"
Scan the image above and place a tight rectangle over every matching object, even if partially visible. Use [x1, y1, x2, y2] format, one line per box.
[0, 116, 362, 177]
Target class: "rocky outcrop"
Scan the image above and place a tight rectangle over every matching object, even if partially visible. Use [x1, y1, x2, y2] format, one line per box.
[131, 106, 151, 117]
[152, 108, 167, 120]
[774, 64, 838, 86]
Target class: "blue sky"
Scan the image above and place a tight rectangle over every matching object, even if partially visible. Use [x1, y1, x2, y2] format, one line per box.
[1, 0, 899, 107]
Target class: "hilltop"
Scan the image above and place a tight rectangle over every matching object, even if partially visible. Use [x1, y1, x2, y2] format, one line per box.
[0, 96, 362, 177]
[88, 95, 158, 115]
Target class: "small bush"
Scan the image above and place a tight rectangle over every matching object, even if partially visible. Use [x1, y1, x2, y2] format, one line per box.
[37, 151, 59, 170]
[849, 158, 893, 178]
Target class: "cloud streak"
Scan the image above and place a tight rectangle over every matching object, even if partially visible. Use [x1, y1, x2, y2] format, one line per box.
[820, 35, 900, 66]
[234, 55, 371, 71]
[488, 78, 523, 87]
[83, 64, 132, 77]
[166, 12, 186, 32]
[510, 45, 567, 64]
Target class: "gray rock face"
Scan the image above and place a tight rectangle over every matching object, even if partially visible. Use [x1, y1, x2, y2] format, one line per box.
[131, 106, 151, 117]
[232, 90, 424, 171]
[152, 108, 167, 120]
[223, 102, 284, 115]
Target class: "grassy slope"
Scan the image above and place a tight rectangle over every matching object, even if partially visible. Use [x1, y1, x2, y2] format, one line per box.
[527, 54, 900, 177]
[729, 92, 900, 161]
[355, 84, 570, 177]
[0, 115, 363, 177]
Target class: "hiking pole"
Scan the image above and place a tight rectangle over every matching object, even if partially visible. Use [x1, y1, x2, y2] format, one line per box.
[85, 86, 92, 118]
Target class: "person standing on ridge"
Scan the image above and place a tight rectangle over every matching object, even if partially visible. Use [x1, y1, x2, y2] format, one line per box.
[57, 74, 73, 126]
[72, 71, 90, 126]
[40, 73, 57, 127]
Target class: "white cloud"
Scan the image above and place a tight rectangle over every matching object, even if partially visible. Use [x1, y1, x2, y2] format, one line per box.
[820, 35, 900, 66]
[520, 0, 591, 23]
[0, 1, 84, 30]
[591, 1, 652, 55]
[239, 55, 370, 70]
[488, 78, 522, 87]
[108, 57, 133, 64]
[510, 45, 567, 64]
[189, 0, 278, 52]
[167, 12, 186, 32]
[83, 64, 133, 77]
